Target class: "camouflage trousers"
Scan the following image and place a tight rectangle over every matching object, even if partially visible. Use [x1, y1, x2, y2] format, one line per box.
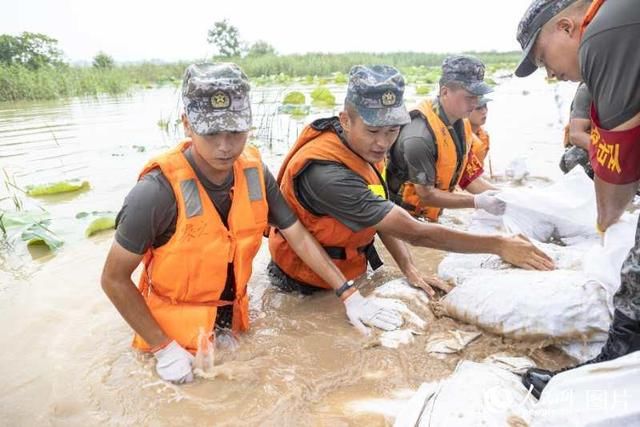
[613, 215, 640, 321]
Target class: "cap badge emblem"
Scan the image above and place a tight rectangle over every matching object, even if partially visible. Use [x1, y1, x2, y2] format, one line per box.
[381, 90, 396, 106]
[211, 91, 231, 109]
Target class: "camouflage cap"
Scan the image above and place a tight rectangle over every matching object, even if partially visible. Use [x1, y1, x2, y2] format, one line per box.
[515, 0, 575, 78]
[346, 65, 411, 127]
[440, 55, 493, 96]
[181, 63, 251, 134]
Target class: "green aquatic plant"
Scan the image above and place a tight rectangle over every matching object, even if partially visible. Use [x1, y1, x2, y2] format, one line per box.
[26, 180, 90, 196]
[311, 87, 336, 107]
[20, 221, 63, 250]
[282, 91, 305, 105]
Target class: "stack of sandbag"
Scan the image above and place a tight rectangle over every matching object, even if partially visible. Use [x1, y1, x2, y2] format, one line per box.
[530, 351, 640, 426]
[436, 168, 638, 362]
[393, 358, 535, 426]
[393, 352, 640, 427]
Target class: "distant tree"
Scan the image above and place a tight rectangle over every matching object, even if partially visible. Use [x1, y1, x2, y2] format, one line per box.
[247, 40, 276, 57]
[93, 52, 115, 69]
[207, 20, 242, 57]
[0, 32, 64, 69]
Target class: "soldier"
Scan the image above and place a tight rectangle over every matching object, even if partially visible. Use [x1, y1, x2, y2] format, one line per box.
[513, 0, 640, 398]
[386, 56, 505, 223]
[468, 96, 492, 171]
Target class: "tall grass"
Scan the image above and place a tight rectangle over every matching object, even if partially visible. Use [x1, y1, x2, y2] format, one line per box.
[0, 51, 519, 102]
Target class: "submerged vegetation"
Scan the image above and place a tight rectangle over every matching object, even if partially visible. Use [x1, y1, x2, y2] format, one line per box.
[1, 46, 519, 102]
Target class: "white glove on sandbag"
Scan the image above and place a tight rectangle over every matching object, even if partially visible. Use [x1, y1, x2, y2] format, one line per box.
[153, 340, 195, 384]
[343, 290, 404, 335]
[474, 190, 506, 215]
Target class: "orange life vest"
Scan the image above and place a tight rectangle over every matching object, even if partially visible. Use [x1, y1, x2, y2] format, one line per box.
[268, 122, 386, 289]
[398, 100, 474, 222]
[132, 139, 269, 353]
[471, 127, 490, 167]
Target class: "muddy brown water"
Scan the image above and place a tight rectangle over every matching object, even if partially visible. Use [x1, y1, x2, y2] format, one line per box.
[0, 74, 578, 425]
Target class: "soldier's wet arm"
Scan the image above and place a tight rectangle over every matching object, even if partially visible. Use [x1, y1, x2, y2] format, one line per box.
[464, 177, 496, 194]
[568, 118, 592, 151]
[594, 111, 640, 232]
[374, 206, 554, 270]
[101, 240, 169, 348]
[580, 4, 640, 231]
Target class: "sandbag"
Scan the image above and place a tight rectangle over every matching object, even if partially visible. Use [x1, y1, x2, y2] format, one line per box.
[437, 241, 586, 285]
[583, 213, 639, 313]
[394, 360, 534, 427]
[499, 168, 597, 243]
[437, 270, 611, 341]
[530, 351, 640, 426]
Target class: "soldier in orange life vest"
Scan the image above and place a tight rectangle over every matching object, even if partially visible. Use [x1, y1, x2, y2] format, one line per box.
[268, 65, 554, 312]
[513, 0, 640, 397]
[468, 96, 492, 171]
[101, 63, 402, 385]
[386, 56, 505, 223]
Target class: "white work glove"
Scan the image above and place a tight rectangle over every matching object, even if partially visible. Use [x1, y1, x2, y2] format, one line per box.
[474, 190, 506, 215]
[153, 340, 195, 384]
[343, 290, 404, 335]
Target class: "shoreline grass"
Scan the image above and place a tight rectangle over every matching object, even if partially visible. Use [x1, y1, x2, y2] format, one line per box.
[0, 51, 519, 102]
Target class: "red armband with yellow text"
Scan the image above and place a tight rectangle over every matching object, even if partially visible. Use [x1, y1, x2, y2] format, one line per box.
[589, 104, 640, 184]
[458, 150, 484, 189]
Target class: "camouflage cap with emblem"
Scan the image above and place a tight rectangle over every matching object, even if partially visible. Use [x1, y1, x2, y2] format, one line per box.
[440, 55, 493, 96]
[514, 0, 576, 78]
[346, 65, 411, 127]
[181, 62, 252, 135]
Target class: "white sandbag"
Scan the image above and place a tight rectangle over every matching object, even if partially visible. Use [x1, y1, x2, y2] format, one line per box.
[394, 360, 534, 427]
[530, 351, 640, 426]
[438, 270, 611, 340]
[437, 241, 586, 285]
[499, 168, 597, 242]
[583, 212, 639, 313]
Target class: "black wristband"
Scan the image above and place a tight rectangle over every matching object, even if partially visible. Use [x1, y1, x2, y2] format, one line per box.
[335, 280, 355, 298]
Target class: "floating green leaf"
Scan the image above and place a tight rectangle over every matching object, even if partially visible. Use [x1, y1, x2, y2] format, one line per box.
[21, 223, 63, 250]
[85, 216, 115, 237]
[26, 180, 90, 196]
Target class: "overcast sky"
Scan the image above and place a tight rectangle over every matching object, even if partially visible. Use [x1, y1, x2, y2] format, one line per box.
[2, 0, 533, 62]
